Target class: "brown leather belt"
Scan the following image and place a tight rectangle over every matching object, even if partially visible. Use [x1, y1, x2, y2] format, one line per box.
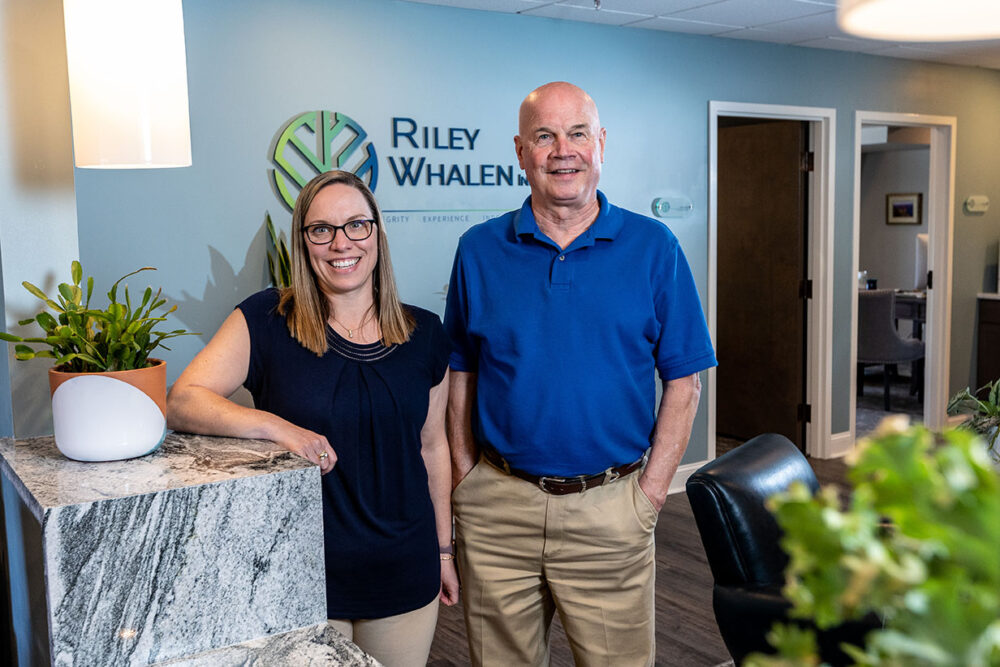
[481, 446, 647, 495]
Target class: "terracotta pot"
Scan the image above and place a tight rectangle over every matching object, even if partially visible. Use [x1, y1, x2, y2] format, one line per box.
[48, 359, 167, 462]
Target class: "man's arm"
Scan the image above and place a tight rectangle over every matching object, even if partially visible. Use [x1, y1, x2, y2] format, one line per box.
[447, 370, 479, 490]
[638, 372, 702, 512]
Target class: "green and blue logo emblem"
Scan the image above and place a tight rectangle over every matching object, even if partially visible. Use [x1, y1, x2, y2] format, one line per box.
[270, 110, 378, 210]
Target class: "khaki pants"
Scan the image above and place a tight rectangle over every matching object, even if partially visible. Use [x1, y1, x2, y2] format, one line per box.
[329, 597, 439, 667]
[453, 456, 658, 667]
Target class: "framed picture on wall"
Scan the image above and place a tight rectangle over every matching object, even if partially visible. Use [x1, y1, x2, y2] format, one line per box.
[886, 193, 922, 224]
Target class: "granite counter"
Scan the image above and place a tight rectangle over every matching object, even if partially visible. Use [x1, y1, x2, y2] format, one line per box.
[0, 433, 377, 666]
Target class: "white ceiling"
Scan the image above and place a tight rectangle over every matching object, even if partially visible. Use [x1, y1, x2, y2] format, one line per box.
[402, 0, 1000, 70]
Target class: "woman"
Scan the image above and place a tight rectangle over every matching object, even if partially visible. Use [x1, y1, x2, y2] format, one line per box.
[167, 170, 459, 666]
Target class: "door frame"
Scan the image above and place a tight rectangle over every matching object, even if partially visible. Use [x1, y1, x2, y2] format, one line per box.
[851, 111, 956, 436]
[708, 101, 837, 459]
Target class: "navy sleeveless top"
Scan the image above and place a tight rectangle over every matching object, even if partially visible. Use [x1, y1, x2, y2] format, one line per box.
[238, 289, 448, 619]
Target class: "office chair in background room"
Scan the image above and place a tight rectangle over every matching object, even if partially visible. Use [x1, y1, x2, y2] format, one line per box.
[857, 289, 924, 411]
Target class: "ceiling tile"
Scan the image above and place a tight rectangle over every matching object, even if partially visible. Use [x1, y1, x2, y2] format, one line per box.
[402, 0, 548, 11]
[520, 3, 652, 25]
[793, 36, 898, 54]
[907, 38, 1000, 54]
[873, 45, 947, 62]
[670, 0, 832, 27]
[628, 15, 741, 34]
[713, 26, 808, 44]
[399, 0, 1000, 69]
[557, 0, 717, 14]
[753, 10, 842, 40]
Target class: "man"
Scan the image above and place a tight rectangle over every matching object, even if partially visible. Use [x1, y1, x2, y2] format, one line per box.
[444, 81, 717, 666]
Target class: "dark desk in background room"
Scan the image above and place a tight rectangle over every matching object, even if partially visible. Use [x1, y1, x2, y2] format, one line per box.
[977, 293, 1000, 390]
[893, 290, 926, 339]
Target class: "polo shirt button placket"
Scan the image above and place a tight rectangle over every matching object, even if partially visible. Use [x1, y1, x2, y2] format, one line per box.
[550, 252, 572, 290]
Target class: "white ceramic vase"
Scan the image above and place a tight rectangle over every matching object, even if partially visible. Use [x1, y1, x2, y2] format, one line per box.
[48, 359, 167, 462]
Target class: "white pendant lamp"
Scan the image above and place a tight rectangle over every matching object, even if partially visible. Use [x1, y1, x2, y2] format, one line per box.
[839, 0, 1000, 42]
[63, 0, 192, 169]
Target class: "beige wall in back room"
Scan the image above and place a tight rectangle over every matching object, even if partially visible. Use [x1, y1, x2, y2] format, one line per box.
[859, 146, 930, 291]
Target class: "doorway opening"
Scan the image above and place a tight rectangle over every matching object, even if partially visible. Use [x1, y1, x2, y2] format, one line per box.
[851, 112, 956, 440]
[855, 125, 929, 437]
[708, 102, 836, 460]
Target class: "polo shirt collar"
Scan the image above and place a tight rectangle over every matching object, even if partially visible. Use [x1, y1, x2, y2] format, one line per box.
[512, 191, 623, 245]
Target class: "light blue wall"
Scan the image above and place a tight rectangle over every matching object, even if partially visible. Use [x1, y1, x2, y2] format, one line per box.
[1, 0, 78, 437]
[72, 0, 1000, 462]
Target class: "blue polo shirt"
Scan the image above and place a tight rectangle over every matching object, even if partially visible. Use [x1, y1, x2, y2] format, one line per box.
[444, 192, 716, 477]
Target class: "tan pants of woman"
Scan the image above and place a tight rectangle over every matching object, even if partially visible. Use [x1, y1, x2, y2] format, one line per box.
[329, 596, 440, 667]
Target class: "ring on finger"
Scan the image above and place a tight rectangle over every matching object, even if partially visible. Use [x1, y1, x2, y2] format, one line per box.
[318, 451, 329, 461]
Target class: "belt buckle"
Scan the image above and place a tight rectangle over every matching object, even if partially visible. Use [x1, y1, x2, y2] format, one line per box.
[603, 467, 621, 485]
[538, 474, 590, 494]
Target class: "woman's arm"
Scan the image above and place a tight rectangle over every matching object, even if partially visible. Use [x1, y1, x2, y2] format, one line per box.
[420, 368, 459, 606]
[166, 309, 337, 473]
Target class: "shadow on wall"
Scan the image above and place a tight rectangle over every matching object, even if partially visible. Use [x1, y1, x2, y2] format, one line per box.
[166, 222, 271, 344]
[3, 0, 74, 190]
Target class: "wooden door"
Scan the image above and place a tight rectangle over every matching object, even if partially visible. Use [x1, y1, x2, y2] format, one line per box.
[717, 119, 808, 447]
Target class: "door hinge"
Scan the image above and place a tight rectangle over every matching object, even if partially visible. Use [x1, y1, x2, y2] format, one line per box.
[799, 279, 813, 299]
[927, 270, 933, 289]
[800, 151, 815, 172]
[798, 403, 812, 423]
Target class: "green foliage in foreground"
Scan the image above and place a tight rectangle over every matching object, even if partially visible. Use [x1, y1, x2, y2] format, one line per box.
[948, 379, 1000, 461]
[745, 419, 1000, 667]
[0, 261, 196, 372]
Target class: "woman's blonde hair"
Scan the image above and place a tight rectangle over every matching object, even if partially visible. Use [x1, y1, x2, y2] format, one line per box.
[277, 170, 415, 355]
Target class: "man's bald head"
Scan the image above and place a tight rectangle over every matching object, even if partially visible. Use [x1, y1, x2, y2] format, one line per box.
[518, 82, 600, 137]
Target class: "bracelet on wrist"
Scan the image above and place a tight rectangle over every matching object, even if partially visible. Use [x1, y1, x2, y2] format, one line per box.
[440, 553, 455, 561]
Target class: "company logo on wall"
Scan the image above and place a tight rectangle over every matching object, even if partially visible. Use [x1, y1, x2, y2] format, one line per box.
[270, 110, 378, 210]
[268, 109, 527, 231]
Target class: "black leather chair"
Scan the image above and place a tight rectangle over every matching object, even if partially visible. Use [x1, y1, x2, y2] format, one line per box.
[686, 433, 877, 664]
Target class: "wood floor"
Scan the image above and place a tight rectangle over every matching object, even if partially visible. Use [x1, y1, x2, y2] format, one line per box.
[427, 447, 847, 666]
[855, 366, 924, 439]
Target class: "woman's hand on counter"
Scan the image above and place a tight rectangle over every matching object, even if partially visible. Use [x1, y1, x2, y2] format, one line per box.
[265, 417, 338, 474]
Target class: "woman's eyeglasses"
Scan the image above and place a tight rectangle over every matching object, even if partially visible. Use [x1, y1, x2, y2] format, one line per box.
[303, 219, 376, 244]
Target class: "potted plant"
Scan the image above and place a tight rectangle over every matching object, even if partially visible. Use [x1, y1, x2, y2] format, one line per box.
[265, 212, 291, 288]
[744, 417, 1000, 666]
[947, 380, 1000, 463]
[0, 261, 195, 462]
